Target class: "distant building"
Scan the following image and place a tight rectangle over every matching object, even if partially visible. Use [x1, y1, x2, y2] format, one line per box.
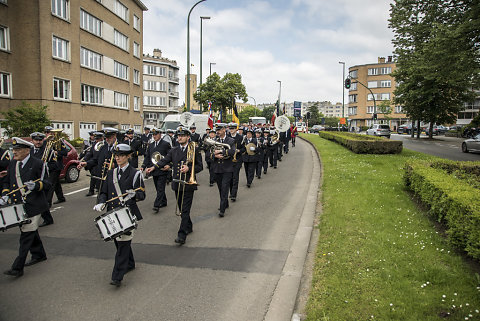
[457, 92, 479, 126]
[0, 0, 148, 139]
[185, 74, 200, 113]
[142, 49, 179, 128]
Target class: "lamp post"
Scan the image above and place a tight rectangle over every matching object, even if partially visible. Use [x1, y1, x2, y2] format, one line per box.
[187, 0, 206, 111]
[209, 62, 216, 76]
[248, 96, 257, 116]
[199, 16, 210, 87]
[339, 61, 345, 119]
[277, 80, 281, 116]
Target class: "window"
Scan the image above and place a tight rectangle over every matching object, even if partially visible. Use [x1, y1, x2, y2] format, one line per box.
[348, 94, 357, 103]
[134, 96, 140, 111]
[395, 106, 403, 113]
[52, 36, 69, 61]
[348, 107, 357, 116]
[349, 70, 358, 79]
[144, 65, 156, 75]
[350, 82, 357, 91]
[159, 67, 166, 77]
[121, 124, 129, 130]
[53, 78, 70, 100]
[134, 125, 141, 132]
[379, 67, 392, 75]
[114, 92, 128, 109]
[81, 84, 103, 105]
[143, 65, 165, 76]
[80, 47, 102, 71]
[145, 112, 157, 119]
[133, 15, 140, 31]
[133, 42, 140, 58]
[159, 97, 166, 106]
[367, 81, 377, 88]
[0, 26, 9, 51]
[381, 93, 390, 100]
[80, 10, 102, 37]
[380, 80, 391, 88]
[114, 0, 128, 22]
[133, 69, 140, 84]
[0, 72, 11, 97]
[114, 29, 128, 51]
[368, 68, 378, 76]
[51, 0, 69, 20]
[367, 106, 375, 114]
[114, 61, 128, 80]
[144, 96, 158, 106]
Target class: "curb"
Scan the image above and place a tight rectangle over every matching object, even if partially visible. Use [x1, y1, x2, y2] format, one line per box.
[264, 136, 321, 321]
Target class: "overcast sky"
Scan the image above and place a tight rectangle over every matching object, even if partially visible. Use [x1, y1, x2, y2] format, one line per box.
[142, 0, 394, 105]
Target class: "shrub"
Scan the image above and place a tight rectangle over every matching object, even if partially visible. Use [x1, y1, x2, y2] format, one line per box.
[68, 137, 84, 148]
[318, 131, 403, 154]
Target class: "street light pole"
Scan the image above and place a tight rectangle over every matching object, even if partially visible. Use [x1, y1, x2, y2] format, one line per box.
[209, 62, 216, 76]
[277, 80, 281, 116]
[248, 96, 257, 116]
[187, 0, 206, 111]
[339, 61, 345, 118]
[199, 16, 210, 87]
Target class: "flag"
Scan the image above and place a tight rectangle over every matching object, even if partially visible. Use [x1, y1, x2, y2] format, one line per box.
[207, 101, 214, 129]
[232, 101, 240, 127]
[282, 102, 286, 115]
[271, 108, 277, 125]
[217, 109, 222, 123]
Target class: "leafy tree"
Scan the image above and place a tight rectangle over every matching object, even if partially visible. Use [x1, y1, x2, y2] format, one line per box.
[377, 100, 393, 120]
[262, 105, 276, 123]
[194, 72, 248, 117]
[307, 103, 321, 126]
[1, 101, 51, 137]
[389, 0, 480, 138]
[324, 117, 340, 128]
[238, 106, 262, 124]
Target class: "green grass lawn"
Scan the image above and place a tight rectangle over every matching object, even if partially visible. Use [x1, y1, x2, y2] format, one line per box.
[301, 133, 480, 321]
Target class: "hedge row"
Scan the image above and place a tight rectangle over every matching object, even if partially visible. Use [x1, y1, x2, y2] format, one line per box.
[318, 131, 403, 154]
[404, 159, 480, 259]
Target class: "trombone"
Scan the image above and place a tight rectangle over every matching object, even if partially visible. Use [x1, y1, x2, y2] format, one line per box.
[174, 142, 197, 216]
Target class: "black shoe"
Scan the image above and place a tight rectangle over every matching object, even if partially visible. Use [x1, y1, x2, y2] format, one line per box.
[53, 199, 66, 204]
[126, 266, 135, 274]
[25, 257, 47, 266]
[159, 204, 167, 208]
[110, 279, 121, 287]
[4, 269, 23, 277]
[247, 184, 251, 188]
[278, 159, 282, 162]
[257, 176, 261, 179]
[86, 191, 94, 196]
[39, 221, 53, 227]
[218, 211, 225, 217]
[231, 197, 236, 202]
[264, 171, 267, 174]
[274, 166, 277, 169]
[209, 183, 214, 186]
[152, 207, 159, 213]
[174, 237, 186, 245]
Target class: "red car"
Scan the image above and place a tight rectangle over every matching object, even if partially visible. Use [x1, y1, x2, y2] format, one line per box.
[2, 138, 80, 183]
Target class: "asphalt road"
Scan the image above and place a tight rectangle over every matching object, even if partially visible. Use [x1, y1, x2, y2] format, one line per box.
[390, 133, 480, 161]
[0, 139, 317, 321]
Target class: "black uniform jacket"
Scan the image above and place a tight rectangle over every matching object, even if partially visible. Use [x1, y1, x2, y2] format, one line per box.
[190, 133, 201, 145]
[211, 136, 236, 173]
[31, 141, 67, 172]
[124, 138, 142, 157]
[255, 137, 266, 160]
[98, 165, 145, 221]
[86, 142, 117, 175]
[228, 133, 245, 163]
[141, 139, 171, 176]
[242, 137, 259, 163]
[155, 144, 203, 192]
[2, 157, 51, 218]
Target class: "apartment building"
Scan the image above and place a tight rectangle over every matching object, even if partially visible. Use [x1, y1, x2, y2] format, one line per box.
[143, 49, 179, 128]
[347, 57, 407, 131]
[185, 73, 200, 112]
[0, 0, 147, 139]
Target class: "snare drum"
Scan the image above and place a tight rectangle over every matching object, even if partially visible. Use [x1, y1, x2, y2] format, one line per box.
[0, 203, 31, 231]
[94, 206, 137, 242]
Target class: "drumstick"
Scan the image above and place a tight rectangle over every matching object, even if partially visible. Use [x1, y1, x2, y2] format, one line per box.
[104, 187, 143, 204]
[6, 179, 41, 196]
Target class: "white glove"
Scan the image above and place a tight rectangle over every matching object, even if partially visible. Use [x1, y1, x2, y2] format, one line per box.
[249, 146, 255, 151]
[25, 181, 36, 191]
[123, 189, 136, 201]
[0, 195, 8, 206]
[93, 203, 105, 212]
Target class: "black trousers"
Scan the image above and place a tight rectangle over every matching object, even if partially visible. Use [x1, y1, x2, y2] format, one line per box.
[284, 140, 290, 153]
[216, 172, 232, 213]
[229, 161, 242, 198]
[112, 239, 134, 281]
[277, 143, 283, 159]
[152, 175, 167, 208]
[256, 158, 263, 177]
[88, 172, 100, 193]
[291, 136, 296, 146]
[269, 148, 277, 167]
[129, 157, 139, 169]
[41, 209, 54, 224]
[244, 161, 256, 185]
[206, 162, 215, 184]
[263, 152, 270, 173]
[47, 170, 65, 205]
[12, 230, 47, 271]
[175, 189, 194, 239]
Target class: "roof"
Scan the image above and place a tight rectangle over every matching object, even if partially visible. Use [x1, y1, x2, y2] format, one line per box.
[133, 0, 148, 11]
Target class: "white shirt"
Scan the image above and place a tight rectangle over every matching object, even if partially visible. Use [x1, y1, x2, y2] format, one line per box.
[20, 154, 30, 168]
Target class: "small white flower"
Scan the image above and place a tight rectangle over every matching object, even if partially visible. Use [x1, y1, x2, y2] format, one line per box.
[443, 295, 446, 298]
[390, 303, 393, 306]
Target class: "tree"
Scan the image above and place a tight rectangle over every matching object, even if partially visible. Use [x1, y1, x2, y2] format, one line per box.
[389, 0, 480, 138]
[1, 101, 51, 137]
[324, 117, 340, 128]
[238, 106, 262, 124]
[262, 105, 276, 123]
[307, 103, 321, 126]
[193, 72, 248, 118]
[377, 100, 393, 121]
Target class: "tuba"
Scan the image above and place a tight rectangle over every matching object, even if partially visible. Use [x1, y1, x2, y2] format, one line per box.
[203, 137, 231, 159]
[245, 143, 256, 156]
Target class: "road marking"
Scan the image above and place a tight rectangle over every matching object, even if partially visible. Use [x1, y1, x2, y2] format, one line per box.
[64, 187, 89, 196]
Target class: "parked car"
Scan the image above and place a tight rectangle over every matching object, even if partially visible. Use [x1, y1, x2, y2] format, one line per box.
[310, 125, 325, 133]
[462, 134, 480, 153]
[2, 138, 80, 183]
[366, 124, 391, 138]
[397, 123, 418, 135]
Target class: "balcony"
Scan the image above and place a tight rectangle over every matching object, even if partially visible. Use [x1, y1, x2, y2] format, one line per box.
[168, 76, 179, 83]
[169, 91, 179, 97]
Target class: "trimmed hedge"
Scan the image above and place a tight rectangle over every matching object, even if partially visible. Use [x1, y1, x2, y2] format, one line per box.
[404, 159, 480, 259]
[318, 131, 403, 154]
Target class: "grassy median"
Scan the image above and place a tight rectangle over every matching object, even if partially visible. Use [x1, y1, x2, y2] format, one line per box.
[301, 133, 480, 321]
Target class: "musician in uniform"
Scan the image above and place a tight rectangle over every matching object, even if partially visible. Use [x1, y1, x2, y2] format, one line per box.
[94, 144, 145, 287]
[254, 129, 265, 179]
[83, 131, 105, 196]
[242, 128, 258, 188]
[190, 125, 201, 145]
[142, 128, 171, 213]
[2, 138, 50, 277]
[123, 128, 141, 168]
[212, 123, 235, 217]
[153, 126, 203, 245]
[140, 126, 152, 156]
[166, 129, 178, 147]
[44, 126, 68, 206]
[227, 123, 244, 202]
[79, 131, 96, 160]
[262, 129, 271, 174]
[204, 128, 217, 186]
[268, 129, 278, 169]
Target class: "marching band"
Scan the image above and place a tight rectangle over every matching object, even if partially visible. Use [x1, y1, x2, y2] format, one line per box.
[0, 114, 294, 286]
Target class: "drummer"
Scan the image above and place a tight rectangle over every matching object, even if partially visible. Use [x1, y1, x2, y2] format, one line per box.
[93, 144, 145, 287]
[1, 137, 50, 277]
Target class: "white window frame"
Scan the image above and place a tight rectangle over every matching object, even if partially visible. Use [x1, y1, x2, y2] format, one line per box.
[0, 25, 10, 51]
[379, 67, 392, 75]
[51, 0, 69, 21]
[133, 42, 140, 58]
[133, 15, 140, 31]
[114, 0, 129, 22]
[81, 84, 103, 105]
[134, 125, 141, 132]
[159, 97, 166, 106]
[349, 70, 358, 79]
[349, 82, 357, 91]
[80, 47, 102, 71]
[144, 96, 158, 106]
[395, 106, 403, 113]
[53, 77, 70, 101]
[133, 69, 140, 85]
[52, 35, 69, 61]
[368, 68, 378, 76]
[367, 81, 377, 88]
[0, 72, 11, 97]
[348, 94, 357, 103]
[114, 29, 128, 51]
[114, 61, 128, 80]
[80, 10, 102, 37]
[121, 124, 130, 130]
[134, 96, 140, 111]
[114, 91, 129, 109]
[367, 106, 375, 114]
[381, 93, 390, 100]
[348, 106, 357, 116]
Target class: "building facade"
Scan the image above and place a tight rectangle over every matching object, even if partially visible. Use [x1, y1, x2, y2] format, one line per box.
[185, 73, 200, 113]
[0, 0, 147, 139]
[347, 57, 407, 131]
[142, 49, 179, 128]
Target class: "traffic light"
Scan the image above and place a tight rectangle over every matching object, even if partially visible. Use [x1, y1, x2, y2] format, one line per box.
[373, 113, 377, 120]
[344, 78, 351, 89]
[306, 112, 311, 119]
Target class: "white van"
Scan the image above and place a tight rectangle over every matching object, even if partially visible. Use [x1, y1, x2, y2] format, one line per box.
[249, 116, 267, 125]
[160, 114, 209, 135]
[296, 121, 307, 132]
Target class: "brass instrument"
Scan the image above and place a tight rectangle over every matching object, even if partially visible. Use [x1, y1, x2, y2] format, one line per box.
[151, 151, 164, 165]
[94, 141, 105, 152]
[41, 129, 63, 162]
[175, 142, 198, 217]
[245, 142, 257, 156]
[203, 137, 231, 160]
[271, 133, 279, 145]
[1, 137, 12, 161]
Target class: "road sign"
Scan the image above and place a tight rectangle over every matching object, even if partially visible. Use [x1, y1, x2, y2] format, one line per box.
[340, 118, 346, 125]
[294, 101, 301, 117]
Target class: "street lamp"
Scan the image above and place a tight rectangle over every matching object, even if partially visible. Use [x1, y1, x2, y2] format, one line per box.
[277, 80, 281, 115]
[199, 16, 210, 87]
[187, 0, 207, 111]
[248, 96, 257, 116]
[209, 62, 216, 76]
[339, 61, 345, 119]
